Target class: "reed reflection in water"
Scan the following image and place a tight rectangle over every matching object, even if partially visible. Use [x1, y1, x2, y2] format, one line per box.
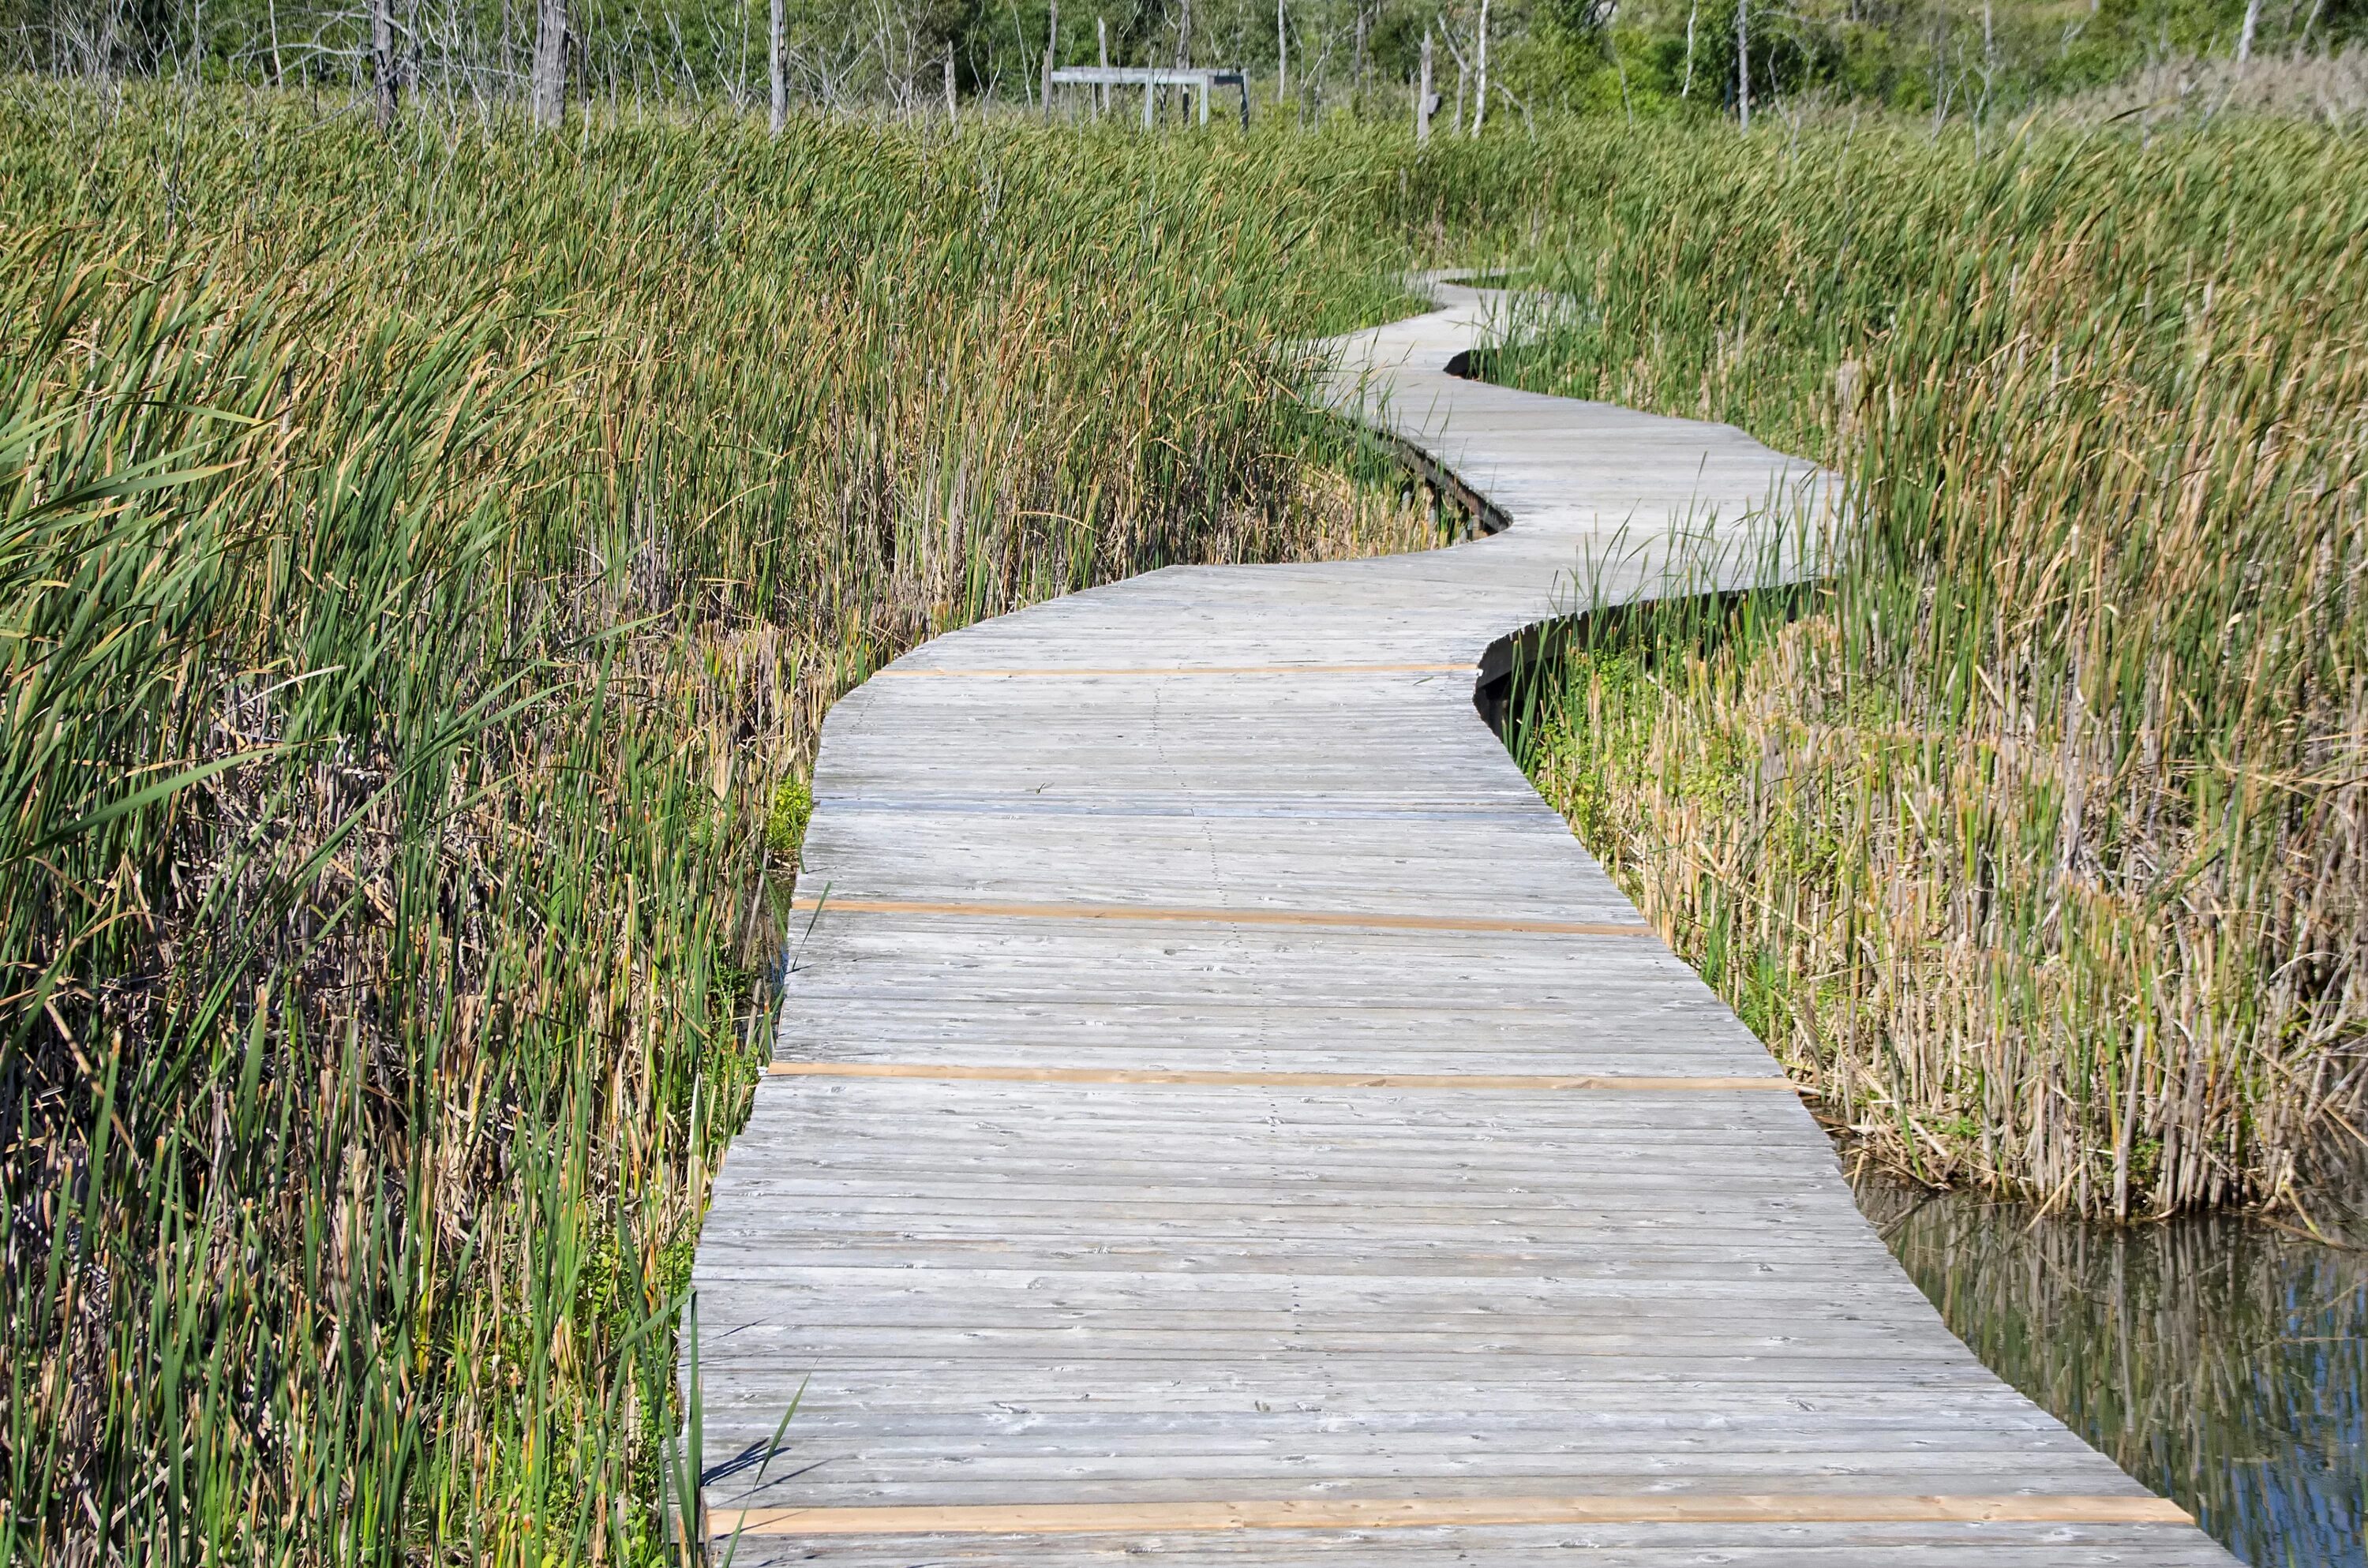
[1855, 1174, 2366, 1567]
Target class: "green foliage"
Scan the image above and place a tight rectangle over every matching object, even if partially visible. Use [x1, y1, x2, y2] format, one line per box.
[0, 84, 1433, 1565]
[766, 778, 814, 863]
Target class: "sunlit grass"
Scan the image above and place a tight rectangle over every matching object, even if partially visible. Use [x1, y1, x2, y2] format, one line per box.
[1482, 118, 2368, 1220]
[0, 84, 1438, 1564]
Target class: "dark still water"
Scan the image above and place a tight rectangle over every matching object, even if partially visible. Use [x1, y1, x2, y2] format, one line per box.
[1853, 1176, 2368, 1567]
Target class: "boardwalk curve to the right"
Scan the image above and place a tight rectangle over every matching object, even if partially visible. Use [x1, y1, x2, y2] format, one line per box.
[685, 279, 2244, 1566]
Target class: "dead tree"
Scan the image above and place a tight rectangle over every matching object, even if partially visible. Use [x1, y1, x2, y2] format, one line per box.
[532, 0, 566, 128]
[373, 0, 397, 124]
[769, 0, 785, 131]
[1415, 28, 1433, 141]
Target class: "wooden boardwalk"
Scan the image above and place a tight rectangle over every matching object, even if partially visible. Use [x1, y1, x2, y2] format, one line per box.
[688, 281, 2239, 1564]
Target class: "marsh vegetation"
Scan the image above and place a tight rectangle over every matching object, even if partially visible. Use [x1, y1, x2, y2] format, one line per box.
[0, 89, 1433, 1564]
[5, 2, 2367, 1554]
[1489, 121, 2368, 1219]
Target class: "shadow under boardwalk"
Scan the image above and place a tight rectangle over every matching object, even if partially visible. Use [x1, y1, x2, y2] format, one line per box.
[686, 282, 2239, 1566]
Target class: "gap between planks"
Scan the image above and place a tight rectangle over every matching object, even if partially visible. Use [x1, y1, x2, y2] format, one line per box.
[762, 1063, 1798, 1091]
[705, 1492, 2194, 1537]
[787, 896, 1654, 938]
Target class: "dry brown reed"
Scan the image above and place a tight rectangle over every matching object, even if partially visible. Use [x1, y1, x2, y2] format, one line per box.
[1456, 117, 2368, 1218]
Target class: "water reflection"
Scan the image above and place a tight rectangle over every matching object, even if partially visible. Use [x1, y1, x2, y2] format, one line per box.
[1854, 1174, 2367, 1567]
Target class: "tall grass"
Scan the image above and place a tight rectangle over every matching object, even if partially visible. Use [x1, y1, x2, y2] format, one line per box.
[1459, 119, 2368, 1218]
[0, 85, 1437, 1563]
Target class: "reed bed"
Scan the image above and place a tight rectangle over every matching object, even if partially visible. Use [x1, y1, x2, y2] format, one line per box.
[0, 85, 1435, 1565]
[1461, 120, 2368, 1218]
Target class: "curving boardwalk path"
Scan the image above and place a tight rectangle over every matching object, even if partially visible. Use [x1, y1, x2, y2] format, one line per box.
[688, 282, 2238, 1565]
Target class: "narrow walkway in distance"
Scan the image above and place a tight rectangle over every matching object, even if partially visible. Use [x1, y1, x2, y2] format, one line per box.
[688, 281, 2239, 1564]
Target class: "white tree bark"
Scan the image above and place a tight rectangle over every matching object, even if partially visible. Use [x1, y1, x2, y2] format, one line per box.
[1736, 0, 1749, 132]
[1276, 0, 1287, 99]
[2237, 0, 2261, 62]
[1680, 0, 1697, 97]
[1471, 0, 1489, 136]
[1415, 28, 1433, 143]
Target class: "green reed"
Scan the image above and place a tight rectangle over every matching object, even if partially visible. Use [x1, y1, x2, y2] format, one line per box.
[1469, 117, 2368, 1219]
[0, 84, 1437, 1565]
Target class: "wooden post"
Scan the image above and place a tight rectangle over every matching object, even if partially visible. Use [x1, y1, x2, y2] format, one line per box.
[1198, 73, 1209, 125]
[944, 49, 956, 122]
[767, 0, 785, 133]
[1143, 71, 1155, 128]
[1471, 0, 1489, 136]
[531, 0, 566, 129]
[1097, 17, 1108, 115]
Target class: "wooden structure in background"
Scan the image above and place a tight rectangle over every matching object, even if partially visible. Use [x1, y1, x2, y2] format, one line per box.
[1051, 65, 1252, 128]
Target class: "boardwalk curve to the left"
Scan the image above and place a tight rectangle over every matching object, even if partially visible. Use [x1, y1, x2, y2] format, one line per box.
[684, 281, 2240, 1566]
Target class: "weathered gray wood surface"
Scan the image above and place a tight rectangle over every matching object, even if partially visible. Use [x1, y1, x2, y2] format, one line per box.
[687, 282, 2237, 1564]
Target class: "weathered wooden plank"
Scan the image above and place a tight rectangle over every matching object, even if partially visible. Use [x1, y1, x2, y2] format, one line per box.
[685, 279, 2239, 1565]
[712, 1495, 2194, 1536]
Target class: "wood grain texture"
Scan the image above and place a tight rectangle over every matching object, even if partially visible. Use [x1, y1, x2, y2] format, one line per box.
[688, 279, 2239, 1565]
[762, 1064, 1797, 1089]
[710, 1493, 2193, 1536]
[786, 896, 1655, 937]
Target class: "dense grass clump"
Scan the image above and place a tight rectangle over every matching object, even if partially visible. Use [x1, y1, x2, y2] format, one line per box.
[1474, 119, 2368, 1218]
[0, 86, 1435, 1564]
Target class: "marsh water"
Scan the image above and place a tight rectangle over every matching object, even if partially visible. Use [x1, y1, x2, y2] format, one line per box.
[1853, 1175, 2367, 1566]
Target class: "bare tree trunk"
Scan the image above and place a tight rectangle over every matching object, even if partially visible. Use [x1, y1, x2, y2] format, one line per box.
[1276, 0, 1286, 99]
[373, 0, 397, 125]
[1415, 28, 1433, 142]
[1471, 0, 1489, 136]
[532, 0, 566, 129]
[267, 0, 283, 84]
[1043, 0, 1058, 117]
[1680, 0, 1696, 96]
[768, 0, 784, 131]
[944, 48, 955, 121]
[1175, 0, 1190, 65]
[2237, 0, 2261, 62]
[1736, 0, 1749, 132]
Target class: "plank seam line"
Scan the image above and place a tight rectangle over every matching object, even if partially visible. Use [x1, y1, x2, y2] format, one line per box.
[876, 662, 1478, 679]
[762, 1063, 1798, 1091]
[787, 896, 1655, 937]
[703, 1493, 2194, 1537]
